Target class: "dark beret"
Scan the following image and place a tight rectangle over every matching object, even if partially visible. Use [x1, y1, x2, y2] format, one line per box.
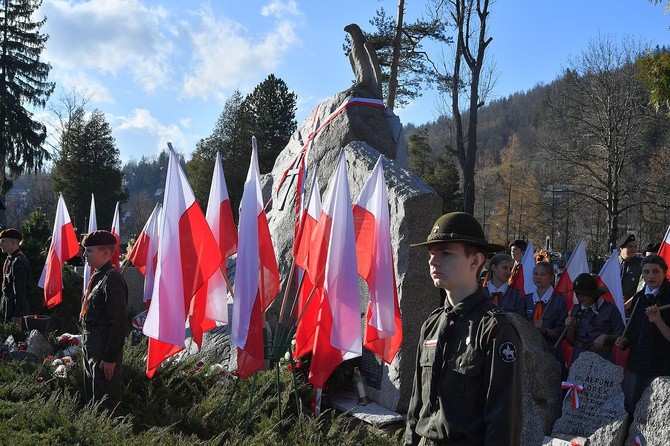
[82, 230, 117, 247]
[644, 242, 661, 254]
[0, 228, 22, 241]
[617, 232, 636, 248]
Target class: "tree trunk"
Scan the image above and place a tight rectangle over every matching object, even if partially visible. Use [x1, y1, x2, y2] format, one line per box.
[386, 0, 405, 110]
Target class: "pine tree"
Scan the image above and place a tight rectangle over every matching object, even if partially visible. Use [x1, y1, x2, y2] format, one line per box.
[52, 108, 127, 232]
[0, 0, 54, 192]
[241, 74, 297, 173]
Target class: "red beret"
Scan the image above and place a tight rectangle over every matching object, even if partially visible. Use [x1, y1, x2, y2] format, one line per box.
[82, 230, 117, 247]
[0, 228, 22, 241]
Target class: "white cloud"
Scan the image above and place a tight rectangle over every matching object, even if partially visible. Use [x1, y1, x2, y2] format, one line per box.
[180, 1, 303, 101]
[111, 108, 189, 156]
[41, 0, 173, 92]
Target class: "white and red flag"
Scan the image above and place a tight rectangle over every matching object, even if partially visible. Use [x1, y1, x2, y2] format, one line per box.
[305, 151, 361, 387]
[353, 157, 401, 364]
[38, 193, 80, 308]
[127, 203, 161, 304]
[293, 172, 322, 359]
[231, 136, 279, 379]
[191, 152, 238, 346]
[110, 201, 121, 269]
[597, 250, 626, 323]
[82, 194, 98, 296]
[143, 147, 222, 378]
[553, 238, 589, 312]
[510, 241, 536, 296]
[657, 226, 670, 279]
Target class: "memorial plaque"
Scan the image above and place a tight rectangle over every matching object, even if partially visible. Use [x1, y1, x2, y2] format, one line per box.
[552, 352, 628, 446]
[360, 348, 383, 390]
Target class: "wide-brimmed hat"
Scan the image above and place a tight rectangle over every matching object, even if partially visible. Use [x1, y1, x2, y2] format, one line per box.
[568, 273, 608, 297]
[411, 212, 505, 252]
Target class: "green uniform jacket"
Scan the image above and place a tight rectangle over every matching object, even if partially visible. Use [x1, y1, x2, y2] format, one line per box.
[404, 288, 522, 446]
[620, 255, 642, 301]
[2, 249, 30, 318]
[81, 262, 128, 363]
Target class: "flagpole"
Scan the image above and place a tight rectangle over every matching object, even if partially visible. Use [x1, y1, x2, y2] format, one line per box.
[277, 164, 320, 326]
[621, 296, 644, 340]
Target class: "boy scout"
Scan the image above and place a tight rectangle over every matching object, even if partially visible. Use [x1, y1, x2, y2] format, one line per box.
[618, 233, 642, 303]
[405, 212, 522, 446]
[0, 229, 30, 325]
[80, 230, 128, 412]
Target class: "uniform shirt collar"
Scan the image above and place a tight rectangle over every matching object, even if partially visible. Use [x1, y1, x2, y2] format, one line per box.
[533, 286, 554, 304]
[94, 261, 113, 274]
[579, 296, 604, 314]
[445, 288, 488, 318]
[645, 284, 660, 296]
[487, 282, 508, 294]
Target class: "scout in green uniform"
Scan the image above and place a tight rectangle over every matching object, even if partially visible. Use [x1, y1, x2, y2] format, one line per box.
[0, 229, 30, 326]
[618, 233, 642, 305]
[80, 230, 128, 412]
[405, 212, 522, 446]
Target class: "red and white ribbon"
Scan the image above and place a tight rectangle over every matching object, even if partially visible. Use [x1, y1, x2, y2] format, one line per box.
[274, 97, 386, 199]
[561, 381, 584, 410]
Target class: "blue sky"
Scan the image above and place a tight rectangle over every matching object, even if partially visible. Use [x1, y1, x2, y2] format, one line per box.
[35, 0, 669, 162]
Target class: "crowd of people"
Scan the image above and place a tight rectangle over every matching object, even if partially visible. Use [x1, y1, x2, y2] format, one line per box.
[405, 213, 670, 445]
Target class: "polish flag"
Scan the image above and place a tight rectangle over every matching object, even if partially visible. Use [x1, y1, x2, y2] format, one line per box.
[598, 249, 628, 367]
[293, 172, 322, 359]
[510, 241, 536, 296]
[553, 238, 589, 312]
[143, 147, 222, 378]
[82, 194, 97, 296]
[306, 151, 361, 387]
[111, 201, 121, 269]
[38, 193, 80, 308]
[231, 136, 279, 379]
[127, 203, 161, 303]
[657, 226, 670, 279]
[191, 152, 238, 347]
[597, 250, 626, 323]
[353, 157, 401, 364]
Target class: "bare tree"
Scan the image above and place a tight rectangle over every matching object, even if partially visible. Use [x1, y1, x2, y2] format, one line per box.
[540, 35, 655, 249]
[432, 0, 494, 214]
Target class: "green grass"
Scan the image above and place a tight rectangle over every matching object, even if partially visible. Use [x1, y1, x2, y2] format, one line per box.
[0, 328, 403, 445]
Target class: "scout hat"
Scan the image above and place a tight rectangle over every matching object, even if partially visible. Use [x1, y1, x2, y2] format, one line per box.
[0, 228, 22, 241]
[411, 212, 504, 252]
[617, 232, 636, 248]
[81, 230, 117, 247]
[568, 273, 608, 298]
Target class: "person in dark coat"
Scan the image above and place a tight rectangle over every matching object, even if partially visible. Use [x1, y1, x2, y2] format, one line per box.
[404, 212, 522, 446]
[616, 254, 670, 415]
[565, 273, 624, 364]
[526, 261, 568, 378]
[618, 232, 642, 305]
[484, 253, 527, 318]
[0, 229, 30, 326]
[80, 230, 128, 413]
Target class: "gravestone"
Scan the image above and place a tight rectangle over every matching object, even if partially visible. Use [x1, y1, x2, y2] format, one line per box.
[625, 376, 670, 446]
[25, 329, 54, 362]
[507, 313, 563, 446]
[552, 352, 628, 446]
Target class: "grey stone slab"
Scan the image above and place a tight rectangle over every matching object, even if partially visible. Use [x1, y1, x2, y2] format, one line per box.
[625, 376, 670, 446]
[25, 329, 54, 362]
[552, 352, 628, 446]
[329, 390, 404, 426]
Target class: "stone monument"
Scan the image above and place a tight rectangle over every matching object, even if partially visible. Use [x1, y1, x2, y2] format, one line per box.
[259, 23, 440, 412]
[552, 352, 628, 446]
